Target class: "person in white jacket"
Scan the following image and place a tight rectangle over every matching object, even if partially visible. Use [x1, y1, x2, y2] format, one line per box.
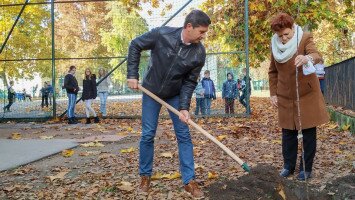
[315, 59, 325, 94]
[97, 68, 111, 117]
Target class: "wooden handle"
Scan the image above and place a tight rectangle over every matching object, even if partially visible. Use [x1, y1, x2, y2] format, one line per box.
[138, 84, 245, 166]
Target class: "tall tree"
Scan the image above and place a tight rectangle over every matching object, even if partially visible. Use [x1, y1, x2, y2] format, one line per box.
[100, 2, 148, 87]
[0, 2, 51, 86]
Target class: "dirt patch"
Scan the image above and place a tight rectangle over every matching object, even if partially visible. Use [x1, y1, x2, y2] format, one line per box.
[206, 164, 354, 200]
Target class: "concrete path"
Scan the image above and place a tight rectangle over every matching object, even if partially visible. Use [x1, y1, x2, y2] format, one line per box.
[0, 139, 78, 171]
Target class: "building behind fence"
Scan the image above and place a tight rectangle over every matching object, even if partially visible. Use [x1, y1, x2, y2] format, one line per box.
[324, 57, 355, 110]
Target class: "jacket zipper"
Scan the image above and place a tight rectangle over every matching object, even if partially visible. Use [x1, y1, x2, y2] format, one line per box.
[158, 46, 182, 93]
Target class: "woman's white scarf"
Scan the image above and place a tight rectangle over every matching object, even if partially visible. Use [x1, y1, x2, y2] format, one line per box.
[271, 24, 303, 63]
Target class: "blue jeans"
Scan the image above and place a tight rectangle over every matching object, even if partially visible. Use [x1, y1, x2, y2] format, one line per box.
[67, 93, 77, 118]
[194, 98, 205, 115]
[140, 94, 195, 185]
[99, 91, 109, 116]
[204, 98, 212, 115]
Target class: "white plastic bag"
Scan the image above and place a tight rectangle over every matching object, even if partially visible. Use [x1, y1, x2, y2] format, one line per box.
[303, 60, 316, 75]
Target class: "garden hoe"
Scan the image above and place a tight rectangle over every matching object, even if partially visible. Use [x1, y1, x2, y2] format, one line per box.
[138, 84, 250, 172]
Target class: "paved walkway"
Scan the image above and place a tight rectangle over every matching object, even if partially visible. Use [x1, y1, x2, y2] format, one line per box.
[0, 139, 78, 171]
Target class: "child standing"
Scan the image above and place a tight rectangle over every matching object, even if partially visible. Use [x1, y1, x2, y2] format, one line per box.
[194, 75, 205, 116]
[201, 70, 216, 115]
[222, 72, 238, 114]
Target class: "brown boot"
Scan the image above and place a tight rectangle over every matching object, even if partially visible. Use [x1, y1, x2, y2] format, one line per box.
[184, 180, 204, 199]
[138, 176, 151, 193]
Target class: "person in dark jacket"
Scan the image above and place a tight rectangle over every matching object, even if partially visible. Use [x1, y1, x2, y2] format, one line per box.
[82, 68, 99, 124]
[63, 65, 79, 124]
[40, 82, 49, 108]
[126, 10, 210, 198]
[222, 72, 238, 114]
[201, 70, 216, 115]
[239, 68, 251, 113]
[3, 81, 15, 112]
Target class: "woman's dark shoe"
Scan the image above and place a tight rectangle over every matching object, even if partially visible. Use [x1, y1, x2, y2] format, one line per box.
[298, 171, 312, 181]
[68, 118, 78, 124]
[86, 118, 91, 124]
[280, 168, 294, 177]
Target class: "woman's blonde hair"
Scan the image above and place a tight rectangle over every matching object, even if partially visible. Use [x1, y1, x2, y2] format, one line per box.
[98, 68, 106, 78]
[84, 68, 92, 80]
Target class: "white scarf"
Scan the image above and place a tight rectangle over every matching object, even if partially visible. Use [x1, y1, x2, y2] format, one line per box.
[271, 24, 303, 63]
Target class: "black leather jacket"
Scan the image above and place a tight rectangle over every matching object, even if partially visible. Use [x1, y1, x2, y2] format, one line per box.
[127, 27, 206, 110]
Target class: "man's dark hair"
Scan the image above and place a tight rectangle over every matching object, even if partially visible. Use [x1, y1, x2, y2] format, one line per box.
[184, 10, 211, 28]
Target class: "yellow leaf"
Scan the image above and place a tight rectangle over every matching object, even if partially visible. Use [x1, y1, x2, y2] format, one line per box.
[126, 127, 134, 132]
[160, 152, 173, 158]
[328, 123, 338, 129]
[272, 140, 282, 144]
[40, 136, 53, 140]
[11, 133, 21, 140]
[342, 124, 350, 131]
[151, 172, 163, 180]
[120, 147, 136, 153]
[62, 149, 74, 157]
[278, 187, 286, 200]
[80, 141, 105, 147]
[334, 149, 342, 154]
[117, 181, 134, 192]
[217, 135, 227, 141]
[208, 171, 218, 179]
[167, 172, 181, 180]
[46, 171, 69, 182]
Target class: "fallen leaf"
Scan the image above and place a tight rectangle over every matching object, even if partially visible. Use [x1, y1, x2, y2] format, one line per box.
[120, 147, 136, 153]
[80, 141, 105, 147]
[11, 133, 21, 140]
[160, 152, 173, 158]
[117, 181, 134, 192]
[62, 149, 74, 157]
[46, 171, 69, 182]
[195, 163, 205, 170]
[126, 127, 134, 132]
[342, 124, 350, 131]
[208, 171, 218, 179]
[272, 140, 282, 144]
[40, 136, 54, 140]
[278, 188, 286, 200]
[166, 172, 181, 179]
[217, 135, 227, 141]
[98, 153, 115, 160]
[328, 123, 338, 129]
[334, 149, 342, 154]
[151, 172, 163, 180]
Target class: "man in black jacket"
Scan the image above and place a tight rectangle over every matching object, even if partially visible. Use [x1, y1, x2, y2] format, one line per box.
[127, 10, 210, 198]
[63, 65, 80, 124]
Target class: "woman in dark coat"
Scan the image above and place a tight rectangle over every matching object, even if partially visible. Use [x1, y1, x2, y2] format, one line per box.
[82, 68, 99, 124]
